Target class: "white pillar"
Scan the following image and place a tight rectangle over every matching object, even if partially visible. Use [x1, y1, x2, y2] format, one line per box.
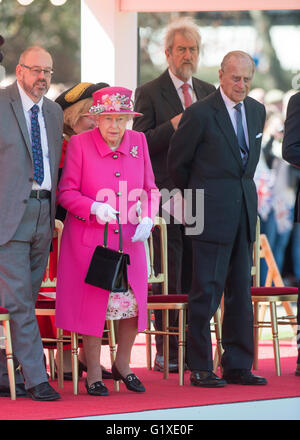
[81, 0, 138, 91]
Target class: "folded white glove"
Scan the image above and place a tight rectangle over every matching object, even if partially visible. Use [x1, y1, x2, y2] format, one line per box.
[131, 217, 153, 242]
[91, 202, 118, 223]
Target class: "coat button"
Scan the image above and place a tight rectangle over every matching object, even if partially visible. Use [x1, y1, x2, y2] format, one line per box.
[114, 229, 119, 234]
[115, 172, 120, 177]
[116, 191, 121, 196]
[113, 154, 118, 159]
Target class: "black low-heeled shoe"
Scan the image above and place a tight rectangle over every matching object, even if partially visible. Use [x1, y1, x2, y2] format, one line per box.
[85, 380, 109, 396]
[111, 363, 145, 393]
[78, 360, 113, 379]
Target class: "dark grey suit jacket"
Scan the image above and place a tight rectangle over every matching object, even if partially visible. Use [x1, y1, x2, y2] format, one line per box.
[0, 81, 64, 245]
[282, 92, 300, 222]
[133, 69, 216, 191]
[168, 88, 266, 244]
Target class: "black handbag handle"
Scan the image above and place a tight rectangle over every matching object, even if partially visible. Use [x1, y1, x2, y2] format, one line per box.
[103, 214, 123, 253]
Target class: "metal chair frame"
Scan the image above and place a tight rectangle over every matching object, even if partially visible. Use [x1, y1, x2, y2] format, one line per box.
[251, 218, 298, 376]
[0, 309, 16, 400]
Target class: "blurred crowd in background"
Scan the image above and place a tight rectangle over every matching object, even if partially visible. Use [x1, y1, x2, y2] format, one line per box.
[251, 87, 300, 286]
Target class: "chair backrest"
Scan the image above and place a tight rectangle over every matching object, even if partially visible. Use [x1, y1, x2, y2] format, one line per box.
[252, 217, 261, 287]
[259, 234, 285, 287]
[252, 216, 285, 288]
[41, 219, 64, 289]
[147, 216, 168, 295]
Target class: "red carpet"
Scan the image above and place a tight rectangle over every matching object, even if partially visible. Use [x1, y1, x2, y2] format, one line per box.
[0, 336, 299, 420]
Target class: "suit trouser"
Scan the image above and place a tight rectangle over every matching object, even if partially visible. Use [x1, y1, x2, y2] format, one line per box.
[152, 221, 192, 358]
[187, 202, 254, 371]
[0, 198, 52, 389]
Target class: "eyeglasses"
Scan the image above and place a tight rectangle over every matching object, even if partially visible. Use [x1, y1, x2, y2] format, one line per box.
[21, 64, 54, 77]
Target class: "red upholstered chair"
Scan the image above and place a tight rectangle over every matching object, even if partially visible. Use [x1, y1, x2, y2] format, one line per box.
[251, 219, 298, 376]
[0, 307, 16, 400]
[145, 217, 223, 385]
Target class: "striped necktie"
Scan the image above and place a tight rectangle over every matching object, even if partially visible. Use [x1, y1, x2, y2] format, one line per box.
[234, 103, 249, 168]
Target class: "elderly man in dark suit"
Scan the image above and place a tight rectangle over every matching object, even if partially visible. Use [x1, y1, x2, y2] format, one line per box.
[133, 17, 215, 372]
[168, 50, 268, 387]
[282, 91, 300, 377]
[0, 46, 63, 400]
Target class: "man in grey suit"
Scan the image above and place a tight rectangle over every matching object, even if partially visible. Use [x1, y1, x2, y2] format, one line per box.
[133, 17, 215, 372]
[0, 46, 63, 400]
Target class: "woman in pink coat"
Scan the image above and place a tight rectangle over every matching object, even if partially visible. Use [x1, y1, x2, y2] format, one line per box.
[56, 86, 160, 396]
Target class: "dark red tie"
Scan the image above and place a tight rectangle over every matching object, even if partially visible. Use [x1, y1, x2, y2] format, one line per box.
[181, 83, 193, 108]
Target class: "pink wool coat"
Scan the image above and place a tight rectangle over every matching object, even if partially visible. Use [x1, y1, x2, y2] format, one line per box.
[55, 128, 160, 336]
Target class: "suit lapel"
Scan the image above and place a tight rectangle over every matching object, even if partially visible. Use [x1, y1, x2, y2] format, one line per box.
[42, 100, 56, 180]
[212, 90, 243, 168]
[160, 70, 184, 113]
[9, 82, 32, 160]
[244, 97, 259, 171]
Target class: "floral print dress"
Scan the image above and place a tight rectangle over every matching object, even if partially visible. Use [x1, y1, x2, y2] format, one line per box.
[106, 288, 138, 320]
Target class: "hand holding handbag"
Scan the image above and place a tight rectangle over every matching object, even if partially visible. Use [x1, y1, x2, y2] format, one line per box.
[85, 215, 130, 292]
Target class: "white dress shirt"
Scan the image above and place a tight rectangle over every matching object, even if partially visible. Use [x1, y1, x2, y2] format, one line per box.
[168, 69, 196, 109]
[17, 81, 52, 190]
[220, 86, 250, 149]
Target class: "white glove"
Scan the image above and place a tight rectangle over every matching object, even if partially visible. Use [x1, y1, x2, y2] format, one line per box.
[131, 217, 153, 242]
[91, 202, 118, 223]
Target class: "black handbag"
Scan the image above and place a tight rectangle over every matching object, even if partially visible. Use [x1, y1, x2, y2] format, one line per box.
[85, 214, 130, 292]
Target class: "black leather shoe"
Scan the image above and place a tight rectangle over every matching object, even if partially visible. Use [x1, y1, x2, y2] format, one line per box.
[154, 355, 179, 373]
[78, 360, 113, 380]
[85, 380, 109, 396]
[222, 369, 267, 385]
[112, 363, 145, 393]
[27, 382, 61, 401]
[190, 370, 227, 388]
[0, 383, 28, 397]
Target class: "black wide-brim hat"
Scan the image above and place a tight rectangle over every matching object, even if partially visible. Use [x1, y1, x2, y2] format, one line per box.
[55, 81, 109, 110]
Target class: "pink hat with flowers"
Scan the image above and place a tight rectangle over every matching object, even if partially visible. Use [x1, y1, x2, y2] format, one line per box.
[87, 86, 143, 117]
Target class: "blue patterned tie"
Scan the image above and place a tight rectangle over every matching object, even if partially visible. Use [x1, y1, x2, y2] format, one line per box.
[30, 104, 44, 185]
[234, 103, 249, 168]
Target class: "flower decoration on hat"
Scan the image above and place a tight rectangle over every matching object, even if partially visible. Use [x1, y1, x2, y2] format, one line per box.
[87, 86, 143, 117]
[90, 92, 132, 114]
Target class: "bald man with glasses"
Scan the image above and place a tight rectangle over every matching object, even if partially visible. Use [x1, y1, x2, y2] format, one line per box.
[0, 46, 63, 400]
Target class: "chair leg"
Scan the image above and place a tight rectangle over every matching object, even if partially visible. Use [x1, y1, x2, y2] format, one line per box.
[258, 303, 268, 340]
[71, 332, 79, 395]
[56, 328, 64, 389]
[162, 309, 169, 380]
[253, 302, 260, 370]
[3, 320, 16, 400]
[48, 349, 55, 380]
[270, 301, 281, 376]
[213, 308, 223, 374]
[178, 309, 185, 386]
[146, 309, 152, 370]
[106, 320, 119, 392]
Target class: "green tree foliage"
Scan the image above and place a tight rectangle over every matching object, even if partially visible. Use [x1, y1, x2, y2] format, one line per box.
[138, 10, 300, 92]
[0, 0, 81, 84]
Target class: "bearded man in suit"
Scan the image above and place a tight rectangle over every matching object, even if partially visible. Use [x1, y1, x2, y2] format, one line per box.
[0, 46, 63, 400]
[168, 51, 268, 387]
[133, 17, 215, 372]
